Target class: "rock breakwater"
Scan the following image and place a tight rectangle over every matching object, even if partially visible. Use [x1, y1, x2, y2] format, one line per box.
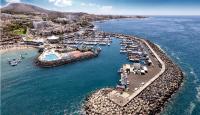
[84, 33, 183, 115]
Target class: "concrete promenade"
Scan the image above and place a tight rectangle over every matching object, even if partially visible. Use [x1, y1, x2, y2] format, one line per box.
[84, 33, 183, 115]
[108, 35, 166, 106]
[124, 38, 166, 105]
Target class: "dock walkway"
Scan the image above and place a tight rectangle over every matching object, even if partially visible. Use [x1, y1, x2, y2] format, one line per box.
[108, 34, 166, 106]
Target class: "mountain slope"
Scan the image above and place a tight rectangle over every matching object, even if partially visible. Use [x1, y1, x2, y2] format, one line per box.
[1, 3, 49, 14]
[1, 3, 136, 21]
[1, 3, 86, 18]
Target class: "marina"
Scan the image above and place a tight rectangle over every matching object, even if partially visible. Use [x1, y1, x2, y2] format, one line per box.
[62, 32, 112, 47]
[108, 35, 162, 99]
[31, 30, 112, 67]
[1, 38, 128, 114]
[1, 28, 184, 114]
[1, 13, 199, 115]
[84, 33, 183, 114]
[1, 23, 184, 114]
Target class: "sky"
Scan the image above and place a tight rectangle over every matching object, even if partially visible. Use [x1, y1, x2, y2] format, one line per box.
[1, 0, 200, 15]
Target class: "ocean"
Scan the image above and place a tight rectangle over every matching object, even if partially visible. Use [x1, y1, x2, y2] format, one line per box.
[1, 39, 129, 115]
[95, 16, 200, 115]
[1, 16, 200, 115]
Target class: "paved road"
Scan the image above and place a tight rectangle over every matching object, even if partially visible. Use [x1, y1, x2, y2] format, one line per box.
[109, 34, 166, 106]
[122, 38, 166, 106]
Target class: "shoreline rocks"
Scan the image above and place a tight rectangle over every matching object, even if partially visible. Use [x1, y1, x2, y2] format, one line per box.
[83, 33, 184, 115]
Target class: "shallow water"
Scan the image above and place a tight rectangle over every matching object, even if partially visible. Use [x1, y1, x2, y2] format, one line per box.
[1, 39, 129, 114]
[95, 16, 200, 115]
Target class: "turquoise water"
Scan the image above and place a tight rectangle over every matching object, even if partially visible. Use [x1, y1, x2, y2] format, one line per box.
[95, 16, 200, 115]
[44, 53, 58, 61]
[1, 39, 129, 114]
[1, 17, 200, 115]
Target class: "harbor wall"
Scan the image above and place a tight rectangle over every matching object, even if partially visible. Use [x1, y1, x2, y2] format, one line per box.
[84, 33, 184, 115]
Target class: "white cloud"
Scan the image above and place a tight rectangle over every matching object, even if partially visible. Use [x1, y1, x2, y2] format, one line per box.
[80, 3, 86, 6]
[98, 6, 113, 14]
[6, 0, 21, 3]
[100, 6, 113, 11]
[88, 3, 96, 7]
[49, 0, 72, 7]
[79, 3, 114, 15]
[80, 3, 100, 7]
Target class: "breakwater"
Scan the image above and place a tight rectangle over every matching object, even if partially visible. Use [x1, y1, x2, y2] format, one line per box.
[84, 33, 184, 115]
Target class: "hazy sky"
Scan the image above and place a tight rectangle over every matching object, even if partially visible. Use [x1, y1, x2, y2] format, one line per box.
[1, 0, 200, 15]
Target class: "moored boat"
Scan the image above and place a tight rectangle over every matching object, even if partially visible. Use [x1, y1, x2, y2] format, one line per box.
[120, 50, 127, 53]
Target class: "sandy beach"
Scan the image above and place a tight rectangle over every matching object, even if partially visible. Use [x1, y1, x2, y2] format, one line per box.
[0, 45, 36, 54]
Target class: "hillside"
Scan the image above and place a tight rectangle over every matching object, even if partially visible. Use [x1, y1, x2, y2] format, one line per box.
[1, 3, 134, 20]
[1, 3, 87, 19]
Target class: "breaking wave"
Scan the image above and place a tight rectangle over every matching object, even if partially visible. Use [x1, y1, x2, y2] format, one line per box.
[188, 102, 196, 115]
[196, 86, 200, 102]
[189, 67, 199, 84]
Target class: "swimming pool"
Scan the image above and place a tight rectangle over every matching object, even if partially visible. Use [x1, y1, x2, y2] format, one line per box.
[43, 54, 59, 61]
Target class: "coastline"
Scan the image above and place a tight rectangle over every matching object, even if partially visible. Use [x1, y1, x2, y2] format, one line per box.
[83, 33, 184, 115]
[0, 45, 36, 54]
[0, 33, 184, 115]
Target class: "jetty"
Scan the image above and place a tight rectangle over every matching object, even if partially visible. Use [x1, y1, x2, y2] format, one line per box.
[84, 33, 183, 115]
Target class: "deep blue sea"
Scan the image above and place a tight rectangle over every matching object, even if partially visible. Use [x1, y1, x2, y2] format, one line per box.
[1, 16, 200, 115]
[1, 39, 129, 115]
[96, 16, 200, 115]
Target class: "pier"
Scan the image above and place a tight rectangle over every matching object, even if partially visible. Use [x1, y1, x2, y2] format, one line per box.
[84, 33, 183, 115]
[107, 37, 165, 106]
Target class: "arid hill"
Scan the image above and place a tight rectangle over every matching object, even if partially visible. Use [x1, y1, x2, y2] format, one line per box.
[1, 3, 136, 20]
[1, 3, 87, 19]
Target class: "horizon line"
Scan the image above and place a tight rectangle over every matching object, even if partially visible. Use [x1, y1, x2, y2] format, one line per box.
[1, 2, 200, 16]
